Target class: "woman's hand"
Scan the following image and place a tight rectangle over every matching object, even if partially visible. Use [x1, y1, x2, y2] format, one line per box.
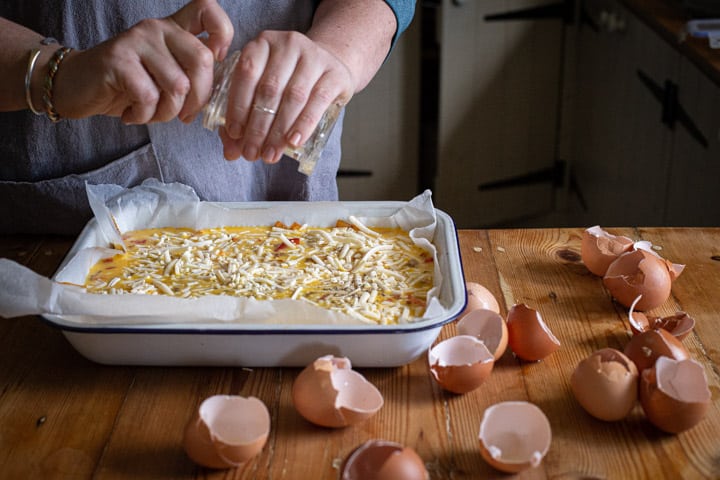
[52, 0, 233, 124]
[218, 30, 355, 163]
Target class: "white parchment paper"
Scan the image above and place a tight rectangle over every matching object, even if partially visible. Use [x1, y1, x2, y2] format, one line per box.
[0, 180, 449, 326]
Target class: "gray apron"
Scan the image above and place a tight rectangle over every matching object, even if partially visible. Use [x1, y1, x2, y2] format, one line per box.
[0, 0, 342, 234]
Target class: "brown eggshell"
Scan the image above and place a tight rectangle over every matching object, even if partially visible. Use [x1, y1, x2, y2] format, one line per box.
[603, 249, 672, 311]
[460, 282, 501, 316]
[291, 355, 383, 428]
[506, 304, 560, 362]
[341, 439, 429, 480]
[478, 401, 552, 473]
[634, 241, 685, 281]
[629, 296, 695, 340]
[428, 335, 494, 394]
[183, 395, 270, 469]
[639, 356, 711, 433]
[654, 312, 695, 340]
[624, 328, 689, 373]
[627, 295, 651, 335]
[570, 348, 638, 421]
[456, 308, 509, 360]
[581, 226, 634, 276]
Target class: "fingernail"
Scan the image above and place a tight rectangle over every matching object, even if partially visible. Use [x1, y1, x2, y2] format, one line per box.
[261, 146, 276, 163]
[289, 131, 302, 147]
[244, 146, 258, 160]
[228, 122, 243, 139]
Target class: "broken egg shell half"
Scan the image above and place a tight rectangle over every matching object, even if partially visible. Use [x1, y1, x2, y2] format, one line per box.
[570, 348, 638, 421]
[428, 335, 494, 394]
[628, 298, 695, 341]
[183, 395, 270, 469]
[634, 241, 686, 281]
[291, 355, 383, 428]
[581, 226, 635, 276]
[340, 439, 429, 480]
[506, 304, 561, 362]
[639, 356, 711, 433]
[456, 308, 508, 360]
[478, 401, 552, 473]
[651, 312, 695, 341]
[603, 249, 673, 311]
[460, 282, 501, 316]
[623, 327, 690, 373]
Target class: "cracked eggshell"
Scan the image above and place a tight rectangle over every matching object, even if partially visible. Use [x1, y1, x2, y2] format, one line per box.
[183, 395, 270, 469]
[652, 312, 695, 341]
[291, 355, 383, 428]
[634, 241, 685, 281]
[460, 282, 501, 316]
[623, 328, 689, 373]
[581, 226, 634, 276]
[603, 249, 673, 311]
[506, 304, 560, 362]
[570, 348, 638, 421]
[640, 356, 711, 433]
[456, 308, 508, 360]
[479, 401, 552, 473]
[428, 335, 494, 394]
[628, 296, 695, 340]
[340, 439, 428, 480]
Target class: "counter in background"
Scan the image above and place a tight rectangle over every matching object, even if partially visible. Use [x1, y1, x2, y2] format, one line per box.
[622, 0, 720, 86]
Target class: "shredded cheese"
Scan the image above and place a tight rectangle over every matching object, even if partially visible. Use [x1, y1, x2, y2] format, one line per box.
[84, 220, 434, 325]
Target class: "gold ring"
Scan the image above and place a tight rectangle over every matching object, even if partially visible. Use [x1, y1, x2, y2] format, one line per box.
[253, 104, 277, 115]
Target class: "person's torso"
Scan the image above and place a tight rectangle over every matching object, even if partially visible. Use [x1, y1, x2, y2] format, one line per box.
[0, 0, 342, 234]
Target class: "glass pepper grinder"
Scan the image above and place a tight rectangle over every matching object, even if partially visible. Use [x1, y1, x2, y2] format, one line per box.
[203, 51, 342, 176]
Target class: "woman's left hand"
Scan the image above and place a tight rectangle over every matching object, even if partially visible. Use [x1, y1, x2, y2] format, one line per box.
[219, 30, 354, 163]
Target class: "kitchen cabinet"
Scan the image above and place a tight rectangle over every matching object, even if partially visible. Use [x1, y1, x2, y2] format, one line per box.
[570, 0, 720, 226]
[431, 0, 570, 228]
[663, 59, 720, 225]
[337, 17, 420, 202]
[339, 0, 720, 227]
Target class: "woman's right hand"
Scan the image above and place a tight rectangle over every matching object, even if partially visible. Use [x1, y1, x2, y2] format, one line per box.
[51, 0, 233, 124]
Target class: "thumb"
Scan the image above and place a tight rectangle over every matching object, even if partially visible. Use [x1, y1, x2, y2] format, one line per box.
[171, 0, 234, 61]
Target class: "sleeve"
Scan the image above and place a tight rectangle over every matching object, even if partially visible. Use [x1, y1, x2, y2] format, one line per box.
[384, 0, 416, 48]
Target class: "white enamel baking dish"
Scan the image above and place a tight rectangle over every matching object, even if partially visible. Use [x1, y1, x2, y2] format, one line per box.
[43, 201, 466, 367]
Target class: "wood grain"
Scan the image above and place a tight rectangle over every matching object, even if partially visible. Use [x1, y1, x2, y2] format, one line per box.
[0, 229, 719, 479]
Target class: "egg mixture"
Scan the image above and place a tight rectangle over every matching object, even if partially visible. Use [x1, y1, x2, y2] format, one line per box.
[84, 218, 434, 325]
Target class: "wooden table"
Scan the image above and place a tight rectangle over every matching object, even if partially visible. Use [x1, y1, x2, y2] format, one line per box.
[1, 228, 719, 479]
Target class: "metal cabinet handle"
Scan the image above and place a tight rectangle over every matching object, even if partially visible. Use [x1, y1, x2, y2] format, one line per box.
[637, 69, 709, 149]
[484, 0, 575, 24]
[337, 170, 373, 177]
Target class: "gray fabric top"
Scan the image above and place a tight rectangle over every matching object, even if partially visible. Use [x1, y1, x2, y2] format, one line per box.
[0, 0, 346, 234]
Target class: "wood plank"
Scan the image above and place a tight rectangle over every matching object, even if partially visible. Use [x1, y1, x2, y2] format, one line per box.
[0, 235, 135, 479]
[1, 229, 718, 479]
[483, 228, 720, 479]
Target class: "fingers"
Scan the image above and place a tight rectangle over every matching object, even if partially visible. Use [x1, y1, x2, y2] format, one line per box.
[286, 69, 347, 149]
[223, 39, 271, 159]
[111, 19, 203, 124]
[222, 31, 353, 164]
[171, 0, 234, 62]
[168, 0, 233, 122]
[163, 35, 215, 123]
[94, 0, 231, 124]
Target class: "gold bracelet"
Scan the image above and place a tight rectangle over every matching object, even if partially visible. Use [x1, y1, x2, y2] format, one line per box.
[24, 48, 44, 115]
[42, 46, 72, 123]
